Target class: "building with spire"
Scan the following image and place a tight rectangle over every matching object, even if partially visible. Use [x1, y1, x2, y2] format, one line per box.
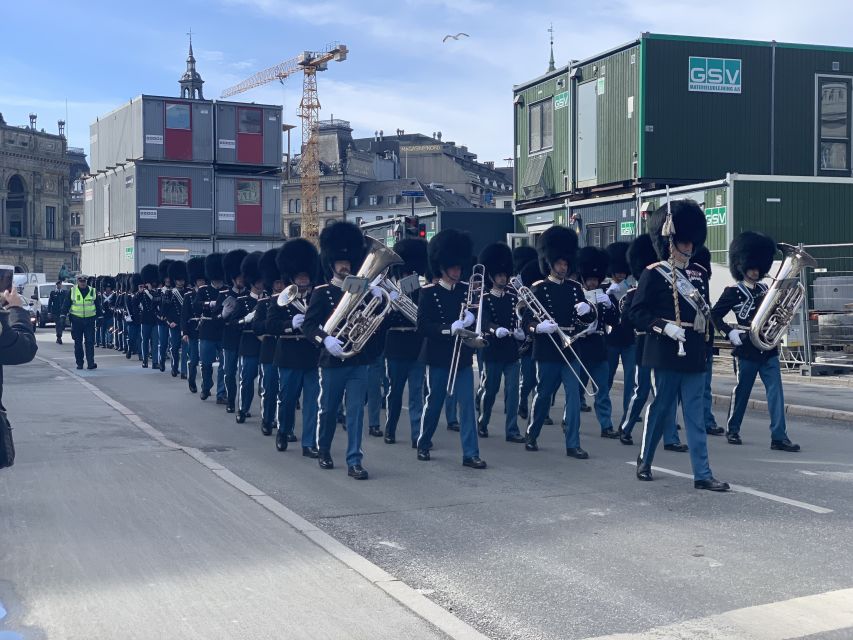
[180, 37, 204, 100]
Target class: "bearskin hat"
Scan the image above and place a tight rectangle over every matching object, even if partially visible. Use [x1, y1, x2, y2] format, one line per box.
[519, 258, 546, 287]
[131, 272, 143, 289]
[319, 221, 365, 274]
[141, 263, 160, 286]
[277, 237, 320, 285]
[729, 231, 777, 281]
[428, 228, 473, 278]
[223, 249, 248, 285]
[693, 246, 712, 277]
[648, 199, 707, 261]
[479, 242, 513, 284]
[101, 276, 116, 290]
[259, 249, 280, 292]
[537, 225, 579, 274]
[393, 238, 428, 277]
[205, 253, 225, 283]
[241, 251, 263, 287]
[577, 246, 610, 282]
[158, 259, 174, 285]
[186, 257, 205, 285]
[606, 241, 630, 277]
[168, 260, 188, 285]
[627, 234, 658, 281]
[513, 245, 538, 276]
[87, 276, 95, 287]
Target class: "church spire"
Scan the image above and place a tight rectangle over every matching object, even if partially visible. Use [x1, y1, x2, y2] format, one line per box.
[179, 30, 205, 100]
[547, 23, 555, 73]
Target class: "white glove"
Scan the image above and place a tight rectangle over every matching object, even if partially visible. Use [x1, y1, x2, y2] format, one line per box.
[451, 319, 466, 335]
[292, 314, 305, 330]
[388, 290, 400, 301]
[462, 310, 475, 328]
[728, 329, 743, 347]
[495, 327, 510, 339]
[606, 282, 622, 297]
[370, 285, 383, 299]
[595, 290, 612, 308]
[663, 322, 686, 343]
[536, 320, 558, 334]
[575, 301, 592, 316]
[513, 327, 526, 341]
[323, 335, 345, 358]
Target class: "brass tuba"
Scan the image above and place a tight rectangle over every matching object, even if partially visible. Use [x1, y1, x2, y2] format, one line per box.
[322, 237, 403, 358]
[749, 243, 818, 351]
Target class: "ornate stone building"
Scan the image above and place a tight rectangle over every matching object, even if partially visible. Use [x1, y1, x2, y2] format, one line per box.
[0, 112, 79, 278]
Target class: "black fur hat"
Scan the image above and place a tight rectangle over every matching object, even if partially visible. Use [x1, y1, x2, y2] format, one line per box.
[606, 241, 630, 277]
[729, 231, 777, 281]
[205, 253, 225, 282]
[537, 225, 579, 274]
[102, 276, 116, 290]
[648, 199, 707, 261]
[259, 249, 280, 291]
[277, 237, 320, 285]
[131, 273, 143, 289]
[513, 245, 538, 275]
[187, 257, 206, 285]
[168, 260, 188, 284]
[241, 251, 263, 287]
[479, 242, 513, 283]
[223, 249, 248, 285]
[141, 263, 159, 286]
[577, 246, 610, 282]
[519, 258, 546, 286]
[319, 221, 365, 274]
[428, 228, 473, 277]
[158, 259, 174, 285]
[627, 234, 658, 281]
[393, 238, 428, 276]
[693, 246, 712, 277]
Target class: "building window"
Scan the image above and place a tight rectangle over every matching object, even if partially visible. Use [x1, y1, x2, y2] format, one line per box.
[332, 196, 338, 211]
[295, 199, 301, 213]
[503, 201, 513, 209]
[818, 77, 851, 173]
[355, 216, 364, 225]
[387, 195, 396, 205]
[528, 98, 553, 154]
[369, 195, 378, 206]
[237, 179, 261, 205]
[289, 222, 301, 238]
[351, 196, 359, 207]
[586, 223, 616, 249]
[45, 206, 56, 239]
[376, 215, 383, 221]
[325, 196, 331, 211]
[165, 103, 191, 130]
[158, 177, 191, 207]
[238, 108, 262, 134]
[288, 199, 294, 213]
[71, 231, 80, 247]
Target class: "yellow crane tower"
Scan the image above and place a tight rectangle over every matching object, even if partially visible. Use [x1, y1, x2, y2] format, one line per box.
[221, 43, 348, 241]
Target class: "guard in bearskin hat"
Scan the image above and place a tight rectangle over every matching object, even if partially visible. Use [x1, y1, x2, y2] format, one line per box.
[162, 260, 189, 379]
[603, 241, 635, 417]
[516, 256, 546, 422]
[711, 232, 800, 452]
[522, 225, 596, 459]
[413, 228, 486, 469]
[217, 249, 249, 413]
[269, 238, 321, 453]
[476, 242, 526, 443]
[231, 252, 264, 424]
[96, 275, 116, 349]
[94, 275, 104, 348]
[631, 199, 729, 490]
[124, 272, 143, 361]
[574, 245, 621, 439]
[155, 259, 174, 372]
[303, 221, 375, 479]
[616, 234, 682, 451]
[182, 256, 207, 393]
[194, 252, 227, 401]
[136, 263, 162, 370]
[382, 238, 427, 447]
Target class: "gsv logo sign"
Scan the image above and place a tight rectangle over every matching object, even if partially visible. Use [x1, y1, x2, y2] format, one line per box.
[689, 57, 742, 94]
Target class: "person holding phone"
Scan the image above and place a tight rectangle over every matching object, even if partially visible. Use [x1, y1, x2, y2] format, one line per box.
[68, 274, 100, 370]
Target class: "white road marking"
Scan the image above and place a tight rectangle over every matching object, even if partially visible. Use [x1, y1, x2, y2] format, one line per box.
[624, 462, 834, 514]
[799, 470, 819, 476]
[752, 458, 853, 467]
[581, 588, 853, 639]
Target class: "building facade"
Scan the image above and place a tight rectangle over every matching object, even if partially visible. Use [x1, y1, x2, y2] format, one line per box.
[0, 113, 78, 278]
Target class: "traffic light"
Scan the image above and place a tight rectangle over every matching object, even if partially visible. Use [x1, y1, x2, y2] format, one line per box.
[418, 223, 426, 238]
[404, 216, 419, 238]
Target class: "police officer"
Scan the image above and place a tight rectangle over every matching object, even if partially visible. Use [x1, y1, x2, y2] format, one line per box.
[164, 260, 189, 379]
[195, 253, 226, 402]
[304, 222, 373, 479]
[712, 231, 800, 452]
[67, 273, 100, 370]
[630, 199, 729, 491]
[136, 264, 161, 369]
[235, 252, 264, 424]
[523, 226, 595, 459]
[182, 257, 207, 393]
[476, 242, 526, 443]
[415, 229, 486, 469]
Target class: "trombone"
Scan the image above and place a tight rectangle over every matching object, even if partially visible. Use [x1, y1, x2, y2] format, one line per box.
[447, 264, 489, 395]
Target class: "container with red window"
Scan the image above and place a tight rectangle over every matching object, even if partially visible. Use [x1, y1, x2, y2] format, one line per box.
[214, 101, 282, 168]
[215, 174, 281, 237]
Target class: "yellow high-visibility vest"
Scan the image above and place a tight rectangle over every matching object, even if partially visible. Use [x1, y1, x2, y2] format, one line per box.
[70, 286, 96, 318]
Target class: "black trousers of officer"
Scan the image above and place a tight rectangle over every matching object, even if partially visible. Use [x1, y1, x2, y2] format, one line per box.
[70, 316, 96, 367]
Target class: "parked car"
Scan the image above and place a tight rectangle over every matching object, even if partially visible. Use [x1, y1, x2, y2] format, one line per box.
[24, 282, 72, 328]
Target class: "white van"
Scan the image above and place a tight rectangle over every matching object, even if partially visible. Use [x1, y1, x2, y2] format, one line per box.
[24, 282, 72, 327]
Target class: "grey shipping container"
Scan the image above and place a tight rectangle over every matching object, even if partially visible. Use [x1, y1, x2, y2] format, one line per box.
[215, 101, 283, 168]
[90, 95, 215, 174]
[81, 235, 213, 274]
[215, 174, 282, 237]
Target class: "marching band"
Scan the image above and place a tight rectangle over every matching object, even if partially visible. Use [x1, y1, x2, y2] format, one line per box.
[72, 199, 811, 489]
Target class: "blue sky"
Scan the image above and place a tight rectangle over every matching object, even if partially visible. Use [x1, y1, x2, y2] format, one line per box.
[2, 0, 853, 166]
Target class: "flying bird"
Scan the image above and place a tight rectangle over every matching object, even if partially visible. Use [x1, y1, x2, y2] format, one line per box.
[442, 32, 470, 42]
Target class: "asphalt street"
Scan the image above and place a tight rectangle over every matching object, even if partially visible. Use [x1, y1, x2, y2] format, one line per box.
[3, 333, 853, 640]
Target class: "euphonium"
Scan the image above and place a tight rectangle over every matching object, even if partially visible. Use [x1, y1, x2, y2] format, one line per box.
[749, 243, 818, 352]
[377, 277, 419, 325]
[322, 237, 403, 358]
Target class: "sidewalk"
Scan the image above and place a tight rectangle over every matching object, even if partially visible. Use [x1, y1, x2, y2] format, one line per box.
[0, 355, 452, 640]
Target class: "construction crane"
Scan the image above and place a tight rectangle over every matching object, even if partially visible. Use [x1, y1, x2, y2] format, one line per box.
[221, 43, 348, 242]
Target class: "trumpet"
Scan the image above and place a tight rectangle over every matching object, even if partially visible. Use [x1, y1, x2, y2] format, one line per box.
[508, 276, 598, 396]
[447, 264, 489, 395]
[277, 284, 308, 313]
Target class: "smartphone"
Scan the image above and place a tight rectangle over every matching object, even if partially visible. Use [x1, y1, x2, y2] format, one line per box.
[0, 268, 13, 293]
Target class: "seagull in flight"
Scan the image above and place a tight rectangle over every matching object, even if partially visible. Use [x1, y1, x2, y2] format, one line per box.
[442, 32, 470, 42]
